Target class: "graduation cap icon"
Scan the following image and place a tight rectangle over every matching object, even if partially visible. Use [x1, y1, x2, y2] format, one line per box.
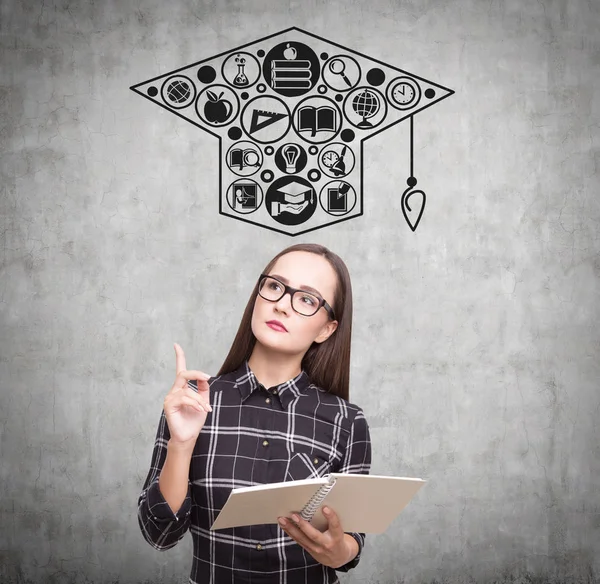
[277, 180, 314, 205]
[130, 27, 454, 236]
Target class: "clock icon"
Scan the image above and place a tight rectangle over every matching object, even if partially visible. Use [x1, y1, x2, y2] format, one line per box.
[321, 150, 340, 168]
[387, 77, 421, 110]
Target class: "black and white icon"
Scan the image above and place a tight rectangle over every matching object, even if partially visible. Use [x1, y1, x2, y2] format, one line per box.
[386, 76, 421, 110]
[265, 176, 318, 225]
[222, 52, 261, 88]
[322, 56, 360, 92]
[226, 141, 263, 176]
[262, 42, 320, 97]
[343, 86, 387, 129]
[275, 143, 308, 174]
[241, 96, 291, 143]
[195, 85, 239, 126]
[318, 143, 355, 178]
[131, 27, 454, 235]
[161, 75, 197, 109]
[292, 97, 341, 143]
[226, 179, 263, 214]
[319, 180, 357, 216]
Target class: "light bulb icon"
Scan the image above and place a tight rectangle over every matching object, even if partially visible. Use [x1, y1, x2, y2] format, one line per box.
[282, 144, 300, 173]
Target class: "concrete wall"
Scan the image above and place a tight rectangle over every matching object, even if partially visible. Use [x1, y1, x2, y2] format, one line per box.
[1, 0, 598, 582]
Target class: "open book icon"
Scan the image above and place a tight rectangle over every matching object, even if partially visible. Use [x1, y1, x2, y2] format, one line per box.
[210, 473, 426, 533]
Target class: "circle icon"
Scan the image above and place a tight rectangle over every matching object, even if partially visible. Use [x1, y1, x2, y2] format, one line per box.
[195, 85, 239, 126]
[275, 143, 308, 174]
[292, 97, 342, 144]
[226, 141, 263, 177]
[340, 129, 355, 142]
[307, 169, 321, 182]
[319, 180, 357, 216]
[226, 179, 263, 214]
[265, 176, 318, 226]
[343, 87, 387, 130]
[222, 52, 261, 89]
[322, 56, 361, 92]
[161, 75, 196, 109]
[318, 143, 355, 178]
[366, 68, 385, 86]
[262, 42, 320, 97]
[241, 96, 291, 144]
[197, 65, 217, 84]
[228, 127, 242, 140]
[387, 76, 421, 110]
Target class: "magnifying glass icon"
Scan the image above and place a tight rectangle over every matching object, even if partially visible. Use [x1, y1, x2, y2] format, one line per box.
[328, 58, 352, 87]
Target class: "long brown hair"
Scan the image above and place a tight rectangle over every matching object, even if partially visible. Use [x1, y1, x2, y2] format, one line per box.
[216, 243, 353, 401]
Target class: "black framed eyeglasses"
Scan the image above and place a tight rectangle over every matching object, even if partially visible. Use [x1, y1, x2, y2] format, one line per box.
[258, 274, 336, 320]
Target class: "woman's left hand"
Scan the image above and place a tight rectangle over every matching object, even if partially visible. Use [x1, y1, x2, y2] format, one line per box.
[278, 506, 355, 569]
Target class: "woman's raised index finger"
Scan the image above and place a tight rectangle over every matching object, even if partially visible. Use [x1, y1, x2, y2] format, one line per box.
[174, 342, 187, 376]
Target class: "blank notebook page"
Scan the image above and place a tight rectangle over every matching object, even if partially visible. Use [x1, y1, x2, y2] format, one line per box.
[309, 474, 426, 533]
[210, 477, 328, 530]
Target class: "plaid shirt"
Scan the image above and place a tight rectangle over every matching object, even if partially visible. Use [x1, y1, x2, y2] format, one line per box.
[137, 359, 372, 584]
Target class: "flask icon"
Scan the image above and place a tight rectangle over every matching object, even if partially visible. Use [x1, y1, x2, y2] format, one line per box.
[233, 54, 249, 87]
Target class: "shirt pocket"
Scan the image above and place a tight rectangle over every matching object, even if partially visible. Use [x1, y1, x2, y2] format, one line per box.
[285, 451, 331, 482]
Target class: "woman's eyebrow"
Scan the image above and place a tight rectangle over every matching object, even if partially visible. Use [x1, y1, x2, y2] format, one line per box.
[269, 274, 323, 297]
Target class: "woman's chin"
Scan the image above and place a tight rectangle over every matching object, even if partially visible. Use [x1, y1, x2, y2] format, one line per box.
[254, 332, 295, 354]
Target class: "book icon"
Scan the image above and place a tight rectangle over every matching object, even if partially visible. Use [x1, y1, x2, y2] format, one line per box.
[297, 105, 337, 138]
[271, 59, 312, 90]
[229, 147, 260, 171]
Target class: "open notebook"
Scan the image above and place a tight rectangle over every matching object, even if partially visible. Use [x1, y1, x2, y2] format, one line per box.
[210, 473, 426, 533]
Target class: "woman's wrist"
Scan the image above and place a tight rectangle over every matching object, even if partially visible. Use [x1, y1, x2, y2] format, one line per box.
[167, 437, 196, 454]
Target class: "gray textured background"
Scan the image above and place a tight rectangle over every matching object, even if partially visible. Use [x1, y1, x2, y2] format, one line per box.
[1, 0, 599, 583]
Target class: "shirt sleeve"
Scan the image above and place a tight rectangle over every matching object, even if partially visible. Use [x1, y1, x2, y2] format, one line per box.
[334, 406, 372, 572]
[137, 408, 193, 550]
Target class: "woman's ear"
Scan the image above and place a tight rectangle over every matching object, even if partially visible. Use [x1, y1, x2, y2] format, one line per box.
[314, 320, 338, 344]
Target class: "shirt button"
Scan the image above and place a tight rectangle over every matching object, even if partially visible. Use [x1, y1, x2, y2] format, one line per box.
[313, 458, 319, 465]
[265, 398, 271, 404]
[256, 543, 263, 550]
[263, 440, 269, 446]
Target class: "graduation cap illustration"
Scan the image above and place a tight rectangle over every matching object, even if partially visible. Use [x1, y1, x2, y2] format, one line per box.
[130, 27, 454, 236]
[278, 180, 314, 205]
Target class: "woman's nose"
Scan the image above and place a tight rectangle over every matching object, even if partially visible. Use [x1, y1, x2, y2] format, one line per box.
[274, 291, 293, 313]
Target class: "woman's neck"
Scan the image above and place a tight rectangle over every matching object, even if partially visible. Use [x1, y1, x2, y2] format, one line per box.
[247, 343, 303, 390]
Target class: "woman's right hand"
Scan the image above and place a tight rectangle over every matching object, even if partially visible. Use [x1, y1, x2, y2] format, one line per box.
[163, 342, 213, 447]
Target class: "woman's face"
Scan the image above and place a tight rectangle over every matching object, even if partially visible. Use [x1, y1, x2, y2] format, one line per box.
[251, 251, 339, 356]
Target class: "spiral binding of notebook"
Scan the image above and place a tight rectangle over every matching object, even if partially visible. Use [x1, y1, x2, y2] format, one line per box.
[300, 475, 337, 521]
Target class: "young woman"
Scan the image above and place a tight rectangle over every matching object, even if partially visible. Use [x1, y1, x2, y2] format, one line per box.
[137, 243, 372, 584]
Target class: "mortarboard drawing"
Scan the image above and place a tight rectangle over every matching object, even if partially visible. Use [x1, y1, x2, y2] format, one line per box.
[130, 27, 454, 236]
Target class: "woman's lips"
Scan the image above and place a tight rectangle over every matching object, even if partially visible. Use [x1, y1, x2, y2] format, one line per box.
[266, 321, 287, 332]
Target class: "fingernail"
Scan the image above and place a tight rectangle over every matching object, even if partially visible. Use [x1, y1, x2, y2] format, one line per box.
[291, 513, 300, 523]
[278, 517, 286, 526]
[323, 507, 330, 516]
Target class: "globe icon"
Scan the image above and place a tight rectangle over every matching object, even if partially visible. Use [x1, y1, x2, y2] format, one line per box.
[166, 80, 191, 105]
[351, 89, 380, 128]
